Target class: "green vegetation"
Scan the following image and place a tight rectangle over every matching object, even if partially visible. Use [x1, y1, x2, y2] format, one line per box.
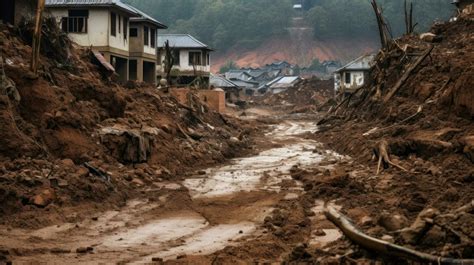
[124, 0, 454, 51]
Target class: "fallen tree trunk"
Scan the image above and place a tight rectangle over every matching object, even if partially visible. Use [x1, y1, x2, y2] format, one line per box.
[324, 205, 474, 264]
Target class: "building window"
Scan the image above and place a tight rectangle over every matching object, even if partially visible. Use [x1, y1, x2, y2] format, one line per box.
[189, 52, 201, 66]
[150, 28, 156, 48]
[124, 18, 128, 39]
[111, 12, 116, 36]
[173, 50, 180, 65]
[144, 26, 149, 46]
[345, 72, 351, 84]
[206, 53, 210, 66]
[130, 28, 138, 37]
[61, 10, 89, 33]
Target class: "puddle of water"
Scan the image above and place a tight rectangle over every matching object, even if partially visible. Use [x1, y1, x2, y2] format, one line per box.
[184, 143, 327, 198]
[101, 215, 207, 248]
[310, 229, 343, 247]
[140, 222, 256, 262]
[184, 121, 347, 199]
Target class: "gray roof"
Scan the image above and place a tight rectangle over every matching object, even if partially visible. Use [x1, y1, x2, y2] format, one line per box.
[225, 70, 252, 81]
[270, 76, 301, 89]
[336, 54, 375, 72]
[126, 4, 167, 28]
[210, 74, 239, 88]
[157, 34, 212, 50]
[231, 80, 259, 89]
[46, 0, 138, 16]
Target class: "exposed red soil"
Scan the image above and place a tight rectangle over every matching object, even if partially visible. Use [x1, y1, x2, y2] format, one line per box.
[212, 36, 378, 72]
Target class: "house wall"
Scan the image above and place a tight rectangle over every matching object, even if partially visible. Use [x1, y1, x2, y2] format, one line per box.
[338, 70, 367, 93]
[177, 49, 210, 72]
[129, 23, 143, 53]
[108, 11, 129, 52]
[158, 49, 210, 72]
[48, 8, 108, 47]
[129, 23, 157, 56]
[47, 8, 129, 52]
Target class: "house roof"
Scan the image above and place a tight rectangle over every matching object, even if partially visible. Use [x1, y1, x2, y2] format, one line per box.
[45, 0, 138, 16]
[231, 80, 259, 89]
[157, 34, 212, 50]
[126, 4, 167, 28]
[270, 76, 301, 88]
[210, 74, 239, 88]
[336, 54, 375, 72]
[225, 70, 252, 81]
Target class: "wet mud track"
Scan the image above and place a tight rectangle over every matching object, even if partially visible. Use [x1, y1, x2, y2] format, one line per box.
[0, 119, 348, 264]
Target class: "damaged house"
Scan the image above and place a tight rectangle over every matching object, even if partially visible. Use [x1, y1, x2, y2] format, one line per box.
[0, 0, 35, 26]
[45, 0, 166, 84]
[334, 54, 375, 94]
[157, 34, 213, 86]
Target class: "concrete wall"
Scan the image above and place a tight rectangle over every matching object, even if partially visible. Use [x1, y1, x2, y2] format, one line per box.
[129, 23, 157, 56]
[170, 89, 225, 113]
[336, 70, 367, 93]
[157, 49, 211, 74]
[47, 8, 129, 52]
[48, 9, 108, 47]
[108, 11, 129, 52]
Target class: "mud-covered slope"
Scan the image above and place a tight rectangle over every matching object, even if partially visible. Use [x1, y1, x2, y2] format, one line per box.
[287, 14, 474, 262]
[0, 22, 255, 227]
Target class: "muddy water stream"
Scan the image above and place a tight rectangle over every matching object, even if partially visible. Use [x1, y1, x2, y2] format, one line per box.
[1, 120, 347, 264]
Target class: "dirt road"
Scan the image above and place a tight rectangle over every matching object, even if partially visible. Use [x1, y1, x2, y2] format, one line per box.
[0, 115, 349, 264]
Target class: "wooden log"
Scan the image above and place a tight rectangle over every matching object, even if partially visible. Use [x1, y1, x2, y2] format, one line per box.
[324, 205, 474, 264]
[31, 0, 46, 74]
[383, 45, 434, 103]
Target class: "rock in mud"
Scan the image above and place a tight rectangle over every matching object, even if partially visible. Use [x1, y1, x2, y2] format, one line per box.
[31, 189, 56, 207]
[378, 212, 408, 232]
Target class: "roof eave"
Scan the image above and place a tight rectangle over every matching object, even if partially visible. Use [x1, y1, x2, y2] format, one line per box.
[46, 4, 139, 17]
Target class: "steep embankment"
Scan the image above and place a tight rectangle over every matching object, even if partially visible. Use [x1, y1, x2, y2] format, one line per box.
[212, 36, 378, 72]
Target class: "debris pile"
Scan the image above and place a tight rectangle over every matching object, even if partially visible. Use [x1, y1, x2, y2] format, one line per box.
[0, 22, 254, 226]
[289, 13, 474, 262]
[258, 78, 334, 113]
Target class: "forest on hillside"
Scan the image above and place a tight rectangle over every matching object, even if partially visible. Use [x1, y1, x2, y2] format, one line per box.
[124, 0, 454, 52]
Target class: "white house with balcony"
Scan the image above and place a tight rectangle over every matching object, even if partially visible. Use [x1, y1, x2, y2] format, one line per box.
[45, 0, 166, 84]
[157, 34, 213, 86]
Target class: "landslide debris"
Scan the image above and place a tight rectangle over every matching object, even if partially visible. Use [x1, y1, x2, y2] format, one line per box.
[290, 13, 474, 263]
[0, 21, 255, 227]
[257, 78, 334, 113]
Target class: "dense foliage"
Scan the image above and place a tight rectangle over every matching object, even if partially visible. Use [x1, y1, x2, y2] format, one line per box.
[125, 0, 454, 51]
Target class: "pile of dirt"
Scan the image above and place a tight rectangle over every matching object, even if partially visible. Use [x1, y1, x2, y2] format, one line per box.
[289, 13, 474, 262]
[257, 78, 334, 113]
[0, 22, 256, 227]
